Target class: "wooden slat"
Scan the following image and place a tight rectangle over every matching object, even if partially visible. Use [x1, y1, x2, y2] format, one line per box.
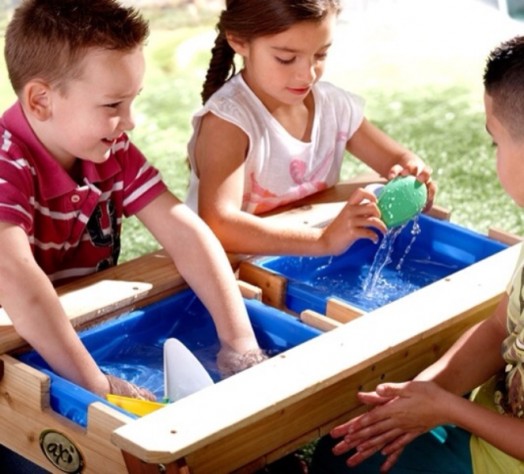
[238, 261, 288, 310]
[300, 309, 342, 331]
[0, 281, 153, 355]
[326, 298, 365, 323]
[263, 201, 346, 229]
[489, 226, 524, 246]
[56, 249, 189, 306]
[237, 280, 263, 301]
[426, 204, 451, 221]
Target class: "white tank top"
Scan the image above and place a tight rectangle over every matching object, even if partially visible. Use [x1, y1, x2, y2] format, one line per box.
[186, 74, 365, 214]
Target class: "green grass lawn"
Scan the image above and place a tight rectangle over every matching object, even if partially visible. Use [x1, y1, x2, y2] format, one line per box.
[113, 6, 524, 259]
[0, 3, 521, 263]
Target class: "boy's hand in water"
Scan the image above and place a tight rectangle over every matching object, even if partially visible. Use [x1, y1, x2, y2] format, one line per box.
[106, 374, 156, 401]
[217, 346, 268, 377]
[320, 187, 387, 256]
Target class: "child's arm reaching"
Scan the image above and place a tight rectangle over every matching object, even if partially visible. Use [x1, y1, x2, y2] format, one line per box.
[328, 296, 511, 471]
[346, 118, 437, 208]
[136, 190, 266, 375]
[0, 222, 154, 400]
[194, 113, 386, 256]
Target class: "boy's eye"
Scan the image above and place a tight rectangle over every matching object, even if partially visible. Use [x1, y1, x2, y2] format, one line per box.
[105, 102, 121, 109]
[315, 52, 328, 61]
[275, 56, 295, 65]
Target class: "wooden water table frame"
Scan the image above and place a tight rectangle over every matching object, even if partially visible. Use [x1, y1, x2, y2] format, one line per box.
[0, 174, 521, 473]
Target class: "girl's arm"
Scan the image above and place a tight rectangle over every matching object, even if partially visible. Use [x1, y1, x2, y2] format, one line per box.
[347, 119, 436, 206]
[194, 113, 385, 256]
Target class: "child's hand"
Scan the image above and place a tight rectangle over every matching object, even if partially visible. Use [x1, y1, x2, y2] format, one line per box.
[387, 161, 437, 211]
[328, 381, 448, 471]
[217, 346, 268, 378]
[105, 374, 156, 401]
[320, 187, 387, 255]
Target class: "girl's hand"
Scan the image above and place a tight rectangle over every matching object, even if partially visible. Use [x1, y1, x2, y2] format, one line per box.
[320, 187, 387, 255]
[387, 161, 437, 211]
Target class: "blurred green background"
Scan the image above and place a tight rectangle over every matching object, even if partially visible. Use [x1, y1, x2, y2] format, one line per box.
[1, 0, 522, 262]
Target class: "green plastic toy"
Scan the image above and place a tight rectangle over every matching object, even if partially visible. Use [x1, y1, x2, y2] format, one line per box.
[377, 176, 427, 228]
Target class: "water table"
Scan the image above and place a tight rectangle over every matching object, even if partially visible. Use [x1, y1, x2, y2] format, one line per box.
[0, 175, 521, 474]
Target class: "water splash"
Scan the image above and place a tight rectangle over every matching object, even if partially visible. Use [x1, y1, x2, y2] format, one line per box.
[262, 215, 461, 313]
[362, 223, 406, 294]
[396, 216, 422, 271]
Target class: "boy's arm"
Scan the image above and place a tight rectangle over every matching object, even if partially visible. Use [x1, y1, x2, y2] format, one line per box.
[335, 380, 524, 470]
[136, 190, 261, 357]
[0, 222, 154, 400]
[0, 222, 109, 395]
[415, 293, 508, 390]
[330, 298, 509, 468]
[195, 113, 384, 256]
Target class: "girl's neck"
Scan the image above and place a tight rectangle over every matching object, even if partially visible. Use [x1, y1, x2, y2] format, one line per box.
[240, 72, 315, 142]
[272, 93, 314, 142]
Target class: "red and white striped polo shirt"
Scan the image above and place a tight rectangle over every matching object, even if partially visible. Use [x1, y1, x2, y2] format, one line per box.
[0, 102, 167, 284]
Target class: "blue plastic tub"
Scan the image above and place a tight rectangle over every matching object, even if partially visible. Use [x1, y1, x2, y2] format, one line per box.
[18, 289, 321, 427]
[251, 214, 507, 314]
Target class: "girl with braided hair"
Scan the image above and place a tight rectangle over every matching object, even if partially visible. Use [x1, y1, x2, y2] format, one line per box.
[185, 0, 435, 257]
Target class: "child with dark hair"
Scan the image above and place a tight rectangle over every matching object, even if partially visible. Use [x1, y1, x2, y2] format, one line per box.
[1, 0, 264, 406]
[185, 0, 435, 257]
[310, 35, 524, 474]
[1, 0, 268, 470]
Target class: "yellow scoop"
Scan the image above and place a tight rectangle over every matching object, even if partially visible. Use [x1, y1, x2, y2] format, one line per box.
[106, 393, 166, 417]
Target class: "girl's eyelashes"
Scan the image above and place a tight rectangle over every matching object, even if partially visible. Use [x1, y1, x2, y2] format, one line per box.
[105, 102, 122, 109]
[275, 56, 295, 65]
[275, 53, 329, 65]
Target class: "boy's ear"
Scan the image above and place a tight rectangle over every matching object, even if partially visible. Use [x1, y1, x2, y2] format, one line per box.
[225, 32, 248, 56]
[22, 80, 52, 121]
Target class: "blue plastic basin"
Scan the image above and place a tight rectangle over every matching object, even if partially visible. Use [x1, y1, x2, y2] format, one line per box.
[18, 289, 321, 426]
[252, 214, 507, 314]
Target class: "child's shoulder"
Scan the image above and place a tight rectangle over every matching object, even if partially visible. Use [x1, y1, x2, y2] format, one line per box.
[0, 103, 37, 161]
[0, 125, 31, 165]
[195, 75, 258, 123]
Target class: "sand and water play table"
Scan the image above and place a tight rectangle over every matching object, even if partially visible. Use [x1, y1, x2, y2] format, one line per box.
[0, 176, 520, 473]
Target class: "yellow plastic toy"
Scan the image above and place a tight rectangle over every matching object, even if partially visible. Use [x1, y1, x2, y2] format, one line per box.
[106, 394, 166, 417]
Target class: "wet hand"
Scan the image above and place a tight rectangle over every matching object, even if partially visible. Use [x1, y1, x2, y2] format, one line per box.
[217, 346, 268, 378]
[321, 187, 387, 255]
[387, 161, 437, 211]
[105, 374, 156, 401]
